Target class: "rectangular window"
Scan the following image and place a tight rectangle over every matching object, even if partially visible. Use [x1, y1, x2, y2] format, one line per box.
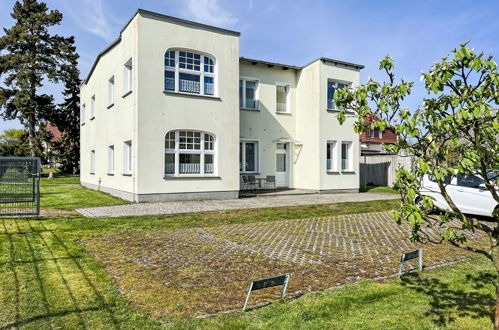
[124, 58, 132, 94]
[327, 81, 348, 109]
[90, 150, 95, 174]
[81, 104, 85, 125]
[239, 79, 258, 109]
[107, 145, 114, 174]
[90, 95, 95, 118]
[378, 129, 383, 139]
[341, 141, 353, 171]
[276, 84, 290, 113]
[123, 140, 132, 174]
[240, 141, 259, 173]
[326, 140, 338, 172]
[108, 76, 114, 106]
[179, 73, 200, 94]
[369, 129, 375, 138]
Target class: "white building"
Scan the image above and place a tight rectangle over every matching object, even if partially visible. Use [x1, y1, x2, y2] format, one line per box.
[80, 9, 363, 202]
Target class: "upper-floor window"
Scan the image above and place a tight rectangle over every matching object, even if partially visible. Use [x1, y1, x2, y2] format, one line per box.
[108, 76, 115, 107]
[90, 95, 95, 119]
[164, 50, 216, 96]
[81, 103, 86, 125]
[327, 81, 349, 110]
[164, 130, 216, 177]
[124, 58, 132, 94]
[276, 84, 290, 113]
[240, 79, 258, 109]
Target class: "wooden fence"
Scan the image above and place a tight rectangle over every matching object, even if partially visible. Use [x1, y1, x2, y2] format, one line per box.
[360, 154, 416, 187]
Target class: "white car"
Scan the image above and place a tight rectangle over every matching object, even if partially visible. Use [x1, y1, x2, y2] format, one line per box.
[418, 172, 498, 217]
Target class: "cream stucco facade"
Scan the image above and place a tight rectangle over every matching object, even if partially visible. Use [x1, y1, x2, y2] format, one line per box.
[80, 9, 363, 202]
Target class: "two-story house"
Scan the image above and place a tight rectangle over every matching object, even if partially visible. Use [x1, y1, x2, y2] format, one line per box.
[359, 114, 398, 155]
[80, 9, 363, 202]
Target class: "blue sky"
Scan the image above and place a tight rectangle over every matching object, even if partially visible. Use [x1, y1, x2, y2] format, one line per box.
[1, 0, 498, 132]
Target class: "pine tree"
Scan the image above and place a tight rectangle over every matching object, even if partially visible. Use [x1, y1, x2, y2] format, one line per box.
[47, 53, 81, 174]
[0, 0, 75, 157]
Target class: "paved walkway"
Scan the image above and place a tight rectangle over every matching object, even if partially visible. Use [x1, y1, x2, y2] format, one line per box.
[76, 192, 399, 218]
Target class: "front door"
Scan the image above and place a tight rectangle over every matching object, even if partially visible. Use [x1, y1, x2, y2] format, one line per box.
[275, 143, 289, 188]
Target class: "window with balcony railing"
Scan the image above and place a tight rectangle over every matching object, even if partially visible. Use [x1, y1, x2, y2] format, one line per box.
[164, 130, 216, 177]
[164, 50, 216, 96]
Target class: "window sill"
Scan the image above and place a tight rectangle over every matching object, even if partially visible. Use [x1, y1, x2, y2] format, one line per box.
[240, 107, 260, 112]
[341, 170, 356, 174]
[327, 108, 356, 115]
[107, 173, 114, 176]
[90, 116, 95, 121]
[90, 172, 95, 175]
[163, 90, 221, 101]
[122, 90, 132, 98]
[107, 103, 114, 109]
[122, 173, 132, 176]
[163, 175, 221, 179]
[327, 170, 339, 174]
[276, 111, 292, 115]
[81, 123, 85, 126]
[240, 172, 260, 175]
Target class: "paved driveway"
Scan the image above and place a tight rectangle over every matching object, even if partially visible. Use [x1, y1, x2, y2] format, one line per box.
[76, 192, 398, 218]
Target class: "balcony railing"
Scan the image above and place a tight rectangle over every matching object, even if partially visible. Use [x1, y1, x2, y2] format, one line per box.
[179, 79, 200, 94]
[179, 163, 200, 174]
[205, 163, 214, 174]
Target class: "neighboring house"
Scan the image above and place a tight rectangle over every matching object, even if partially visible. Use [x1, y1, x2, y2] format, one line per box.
[80, 9, 363, 202]
[359, 115, 397, 155]
[43, 124, 63, 167]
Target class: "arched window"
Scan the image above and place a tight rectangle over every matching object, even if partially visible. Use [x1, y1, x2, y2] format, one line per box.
[165, 130, 216, 177]
[164, 49, 216, 96]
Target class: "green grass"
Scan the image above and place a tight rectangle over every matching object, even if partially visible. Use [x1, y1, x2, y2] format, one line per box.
[0, 177, 495, 329]
[40, 183, 128, 211]
[360, 185, 399, 194]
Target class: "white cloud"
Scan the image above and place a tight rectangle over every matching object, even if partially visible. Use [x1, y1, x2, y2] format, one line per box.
[183, 0, 238, 27]
[64, 0, 117, 41]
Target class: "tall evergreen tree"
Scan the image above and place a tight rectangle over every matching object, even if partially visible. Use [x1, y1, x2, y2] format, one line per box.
[46, 53, 81, 173]
[0, 0, 76, 157]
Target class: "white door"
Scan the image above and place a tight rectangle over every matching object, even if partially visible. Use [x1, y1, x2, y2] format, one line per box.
[275, 143, 289, 188]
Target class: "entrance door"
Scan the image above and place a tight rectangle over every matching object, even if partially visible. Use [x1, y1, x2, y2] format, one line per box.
[275, 143, 289, 188]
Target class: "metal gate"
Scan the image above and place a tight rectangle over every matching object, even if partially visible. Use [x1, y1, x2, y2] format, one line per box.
[0, 157, 41, 216]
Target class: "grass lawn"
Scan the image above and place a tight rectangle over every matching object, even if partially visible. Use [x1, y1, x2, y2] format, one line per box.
[360, 185, 399, 194]
[0, 176, 495, 329]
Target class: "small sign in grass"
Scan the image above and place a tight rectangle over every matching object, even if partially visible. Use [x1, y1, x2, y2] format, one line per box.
[399, 248, 423, 277]
[242, 274, 290, 312]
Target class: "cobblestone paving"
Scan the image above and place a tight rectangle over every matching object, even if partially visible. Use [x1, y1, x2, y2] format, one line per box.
[85, 211, 485, 319]
[76, 192, 399, 217]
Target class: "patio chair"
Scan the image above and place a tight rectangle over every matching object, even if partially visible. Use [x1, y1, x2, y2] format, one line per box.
[265, 175, 276, 190]
[242, 175, 257, 191]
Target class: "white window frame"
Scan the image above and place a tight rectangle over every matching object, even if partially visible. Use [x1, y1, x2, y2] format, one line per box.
[341, 141, 354, 172]
[123, 58, 132, 95]
[123, 140, 132, 174]
[240, 78, 259, 110]
[90, 150, 95, 174]
[326, 140, 338, 172]
[369, 128, 375, 138]
[81, 103, 85, 125]
[327, 80, 351, 110]
[164, 130, 217, 177]
[108, 76, 114, 107]
[275, 83, 291, 113]
[240, 140, 259, 173]
[378, 129, 383, 139]
[90, 95, 95, 119]
[164, 49, 217, 96]
[107, 145, 114, 174]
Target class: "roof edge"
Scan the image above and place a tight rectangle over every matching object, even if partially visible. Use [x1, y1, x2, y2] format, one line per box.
[239, 57, 301, 70]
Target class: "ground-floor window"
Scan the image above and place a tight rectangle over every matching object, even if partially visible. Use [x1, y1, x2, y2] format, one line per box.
[165, 130, 216, 176]
[341, 141, 353, 171]
[90, 150, 95, 174]
[326, 140, 338, 172]
[240, 140, 259, 173]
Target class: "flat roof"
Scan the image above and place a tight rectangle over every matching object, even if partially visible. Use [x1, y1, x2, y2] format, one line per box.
[240, 56, 364, 71]
[82, 9, 363, 85]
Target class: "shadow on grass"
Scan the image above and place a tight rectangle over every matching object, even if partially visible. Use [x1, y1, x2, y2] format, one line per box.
[0, 218, 119, 329]
[400, 270, 496, 326]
